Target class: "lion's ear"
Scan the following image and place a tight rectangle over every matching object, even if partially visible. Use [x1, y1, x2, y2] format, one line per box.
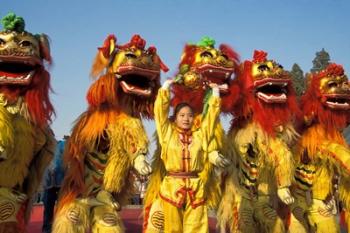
[90, 34, 117, 78]
[38, 34, 52, 63]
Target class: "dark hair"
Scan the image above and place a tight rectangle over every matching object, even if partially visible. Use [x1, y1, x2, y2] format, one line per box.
[170, 102, 194, 121]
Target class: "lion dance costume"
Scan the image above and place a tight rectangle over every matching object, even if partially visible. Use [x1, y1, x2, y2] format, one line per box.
[53, 34, 168, 233]
[0, 13, 56, 233]
[218, 50, 299, 233]
[143, 36, 239, 233]
[289, 63, 350, 233]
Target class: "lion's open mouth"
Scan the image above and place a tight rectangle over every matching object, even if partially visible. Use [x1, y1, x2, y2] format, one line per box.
[116, 65, 159, 97]
[196, 63, 234, 93]
[254, 79, 288, 103]
[324, 94, 350, 110]
[0, 58, 38, 85]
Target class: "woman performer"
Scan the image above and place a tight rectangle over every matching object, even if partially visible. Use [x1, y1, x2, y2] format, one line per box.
[154, 79, 226, 233]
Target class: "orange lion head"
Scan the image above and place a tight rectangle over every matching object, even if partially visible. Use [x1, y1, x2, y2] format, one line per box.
[0, 13, 54, 127]
[171, 36, 240, 114]
[301, 63, 350, 131]
[232, 50, 299, 135]
[88, 34, 168, 118]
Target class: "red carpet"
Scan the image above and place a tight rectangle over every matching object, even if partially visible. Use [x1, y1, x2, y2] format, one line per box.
[28, 205, 218, 233]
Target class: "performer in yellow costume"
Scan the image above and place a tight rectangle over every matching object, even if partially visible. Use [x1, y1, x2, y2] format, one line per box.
[289, 63, 350, 233]
[53, 34, 168, 233]
[0, 13, 56, 233]
[218, 51, 300, 233]
[143, 37, 239, 233]
[154, 79, 221, 233]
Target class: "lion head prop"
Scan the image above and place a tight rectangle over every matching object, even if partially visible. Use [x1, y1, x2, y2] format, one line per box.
[171, 36, 240, 114]
[301, 63, 350, 131]
[0, 12, 53, 127]
[88, 34, 168, 118]
[232, 50, 299, 135]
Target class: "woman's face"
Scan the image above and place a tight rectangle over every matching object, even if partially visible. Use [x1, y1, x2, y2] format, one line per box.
[175, 106, 194, 130]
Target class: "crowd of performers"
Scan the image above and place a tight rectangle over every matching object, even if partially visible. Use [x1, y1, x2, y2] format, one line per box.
[0, 13, 350, 233]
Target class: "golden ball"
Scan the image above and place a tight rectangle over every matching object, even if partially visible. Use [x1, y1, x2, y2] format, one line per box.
[183, 71, 201, 89]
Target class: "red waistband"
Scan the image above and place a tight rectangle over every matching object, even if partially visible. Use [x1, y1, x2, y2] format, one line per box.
[167, 171, 198, 178]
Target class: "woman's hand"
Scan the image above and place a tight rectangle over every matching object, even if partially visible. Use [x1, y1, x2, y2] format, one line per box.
[208, 82, 220, 96]
[208, 82, 219, 89]
[162, 79, 175, 89]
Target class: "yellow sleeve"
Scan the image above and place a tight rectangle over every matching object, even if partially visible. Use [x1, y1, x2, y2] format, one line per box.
[267, 137, 294, 188]
[321, 142, 350, 176]
[122, 118, 149, 161]
[25, 127, 56, 197]
[0, 104, 14, 153]
[200, 94, 221, 152]
[154, 87, 171, 145]
[339, 178, 350, 232]
[333, 143, 350, 232]
[207, 124, 225, 159]
[103, 118, 149, 193]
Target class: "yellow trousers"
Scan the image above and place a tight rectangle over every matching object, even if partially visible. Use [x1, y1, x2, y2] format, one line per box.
[289, 197, 339, 233]
[0, 187, 27, 233]
[53, 200, 124, 233]
[235, 196, 285, 233]
[162, 198, 208, 233]
[144, 198, 164, 233]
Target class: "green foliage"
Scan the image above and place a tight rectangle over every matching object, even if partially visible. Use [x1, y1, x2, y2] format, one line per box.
[311, 48, 330, 73]
[1, 12, 25, 32]
[289, 63, 305, 97]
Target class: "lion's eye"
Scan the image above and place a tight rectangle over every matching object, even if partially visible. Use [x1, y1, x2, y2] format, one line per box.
[258, 64, 269, 72]
[200, 51, 214, 58]
[0, 38, 5, 46]
[220, 54, 228, 60]
[125, 52, 137, 59]
[19, 40, 32, 47]
[327, 81, 337, 88]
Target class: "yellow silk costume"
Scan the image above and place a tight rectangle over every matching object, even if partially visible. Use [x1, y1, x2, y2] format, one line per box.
[143, 37, 239, 233]
[154, 87, 220, 233]
[289, 125, 350, 233]
[288, 63, 350, 233]
[0, 95, 55, 232]
[217, 51, 299, 233]
[53, 34, 166, 233]
[218, 122, 295, 233]
[53, 113, 148, 233]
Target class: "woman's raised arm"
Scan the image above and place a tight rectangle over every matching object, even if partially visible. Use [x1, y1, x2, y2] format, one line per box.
[154, 79, 173, 144]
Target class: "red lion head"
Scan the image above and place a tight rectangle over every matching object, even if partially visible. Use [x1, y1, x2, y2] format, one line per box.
[301, 63, 350, 131]
[87, 34, 168, 119]
[171, 36, 240, 114]
[0, 13, 54, 127]
[231, 50, 300, 135]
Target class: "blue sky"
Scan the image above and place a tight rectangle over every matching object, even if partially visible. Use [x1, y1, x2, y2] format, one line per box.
[1, 0, 350, 146]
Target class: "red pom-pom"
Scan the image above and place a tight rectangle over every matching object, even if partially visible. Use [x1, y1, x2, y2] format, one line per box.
[252, 50, 268, 63]
[319, 63, 344, 77]
[130, 34, 146, 49]
[147, 46, 157, 54]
